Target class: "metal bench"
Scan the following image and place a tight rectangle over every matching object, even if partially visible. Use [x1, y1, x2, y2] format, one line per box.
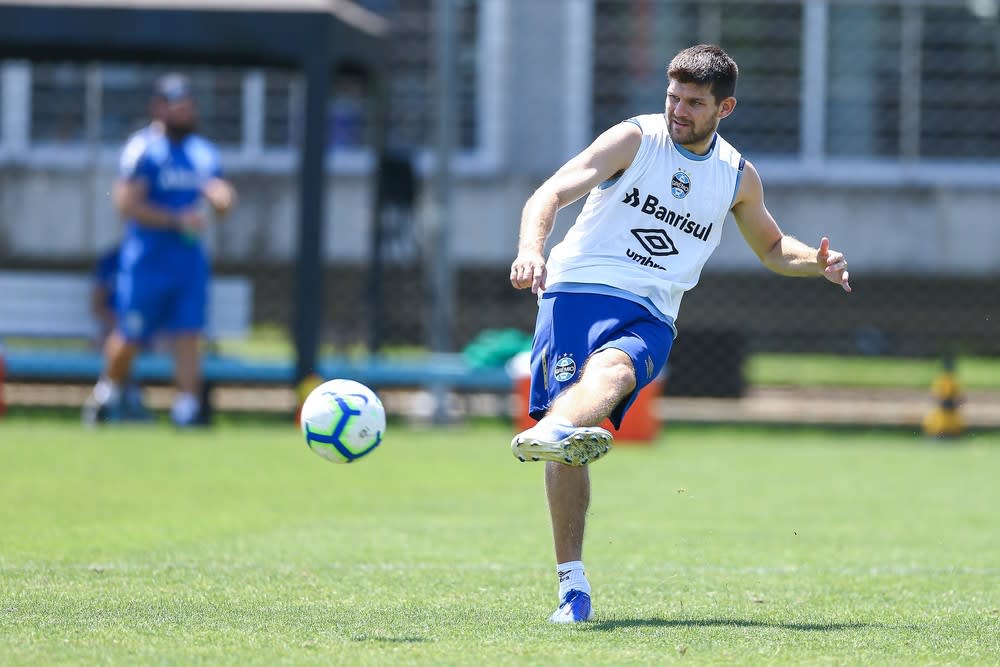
[0, 270, 253, 384]
[0, 270, 512, 398]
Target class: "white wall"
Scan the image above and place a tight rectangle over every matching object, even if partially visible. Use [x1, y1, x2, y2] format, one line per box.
[1, 0, 998, 276]
[2, 166, 999, 277]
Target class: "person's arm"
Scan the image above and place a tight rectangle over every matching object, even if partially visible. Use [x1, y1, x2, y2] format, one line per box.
[115, 179, 203, 232]
[510, 122, 643, 293]
[202, 177, 237, 219]
[731, 160, 851, 292]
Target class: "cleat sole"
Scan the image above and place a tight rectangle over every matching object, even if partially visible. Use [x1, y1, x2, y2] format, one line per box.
[510, 426, 613, 467]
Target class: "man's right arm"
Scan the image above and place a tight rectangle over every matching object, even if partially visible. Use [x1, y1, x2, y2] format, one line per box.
[113, 179, 165, 228]
[510, 122, 642, 293]
[114, 179, 203, 232]
[114, 140, 203, 232]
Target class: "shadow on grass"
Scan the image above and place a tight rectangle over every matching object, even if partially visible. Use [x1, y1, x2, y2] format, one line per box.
[587, 617, 908, 632]
[350, 635, 429, 644]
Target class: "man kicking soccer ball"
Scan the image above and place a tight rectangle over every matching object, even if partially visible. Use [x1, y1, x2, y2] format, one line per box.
[509, 44, 851, 623]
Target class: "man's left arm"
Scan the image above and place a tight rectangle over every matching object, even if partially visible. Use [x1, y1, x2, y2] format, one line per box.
[203, 177, 237, 218]
[200, 143, 237, 218]
[731, 160, 851, 293]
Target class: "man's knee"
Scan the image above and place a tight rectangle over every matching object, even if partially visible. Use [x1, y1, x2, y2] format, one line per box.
[583, 349, 636, 391]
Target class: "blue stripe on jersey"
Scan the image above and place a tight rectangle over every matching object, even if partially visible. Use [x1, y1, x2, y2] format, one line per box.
[672, 133, 717, 161]
[597, 173, 622, 190]
[545, 281, 677, 337]
[730, 156, 746, 210]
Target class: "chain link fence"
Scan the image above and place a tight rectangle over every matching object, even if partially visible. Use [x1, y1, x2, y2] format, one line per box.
[1, 0, 999, 419]
[590, 0, 1000, 399]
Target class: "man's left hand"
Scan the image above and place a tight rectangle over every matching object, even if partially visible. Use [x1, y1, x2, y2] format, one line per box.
[817, 236, 851, 292]
[203, 178, 237, 218]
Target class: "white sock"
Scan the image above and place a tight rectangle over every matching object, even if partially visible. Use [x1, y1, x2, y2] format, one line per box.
[557, 560, 591, 598]
[94, 377, 121, 405]
[171, 392, 200, 423]
[537, 414, 574, 430]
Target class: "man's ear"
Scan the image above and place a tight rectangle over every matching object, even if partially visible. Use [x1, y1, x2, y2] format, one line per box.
[718, 96, 737, 119]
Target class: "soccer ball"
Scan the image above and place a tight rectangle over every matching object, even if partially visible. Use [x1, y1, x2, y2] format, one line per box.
[300, 379, 385, 464]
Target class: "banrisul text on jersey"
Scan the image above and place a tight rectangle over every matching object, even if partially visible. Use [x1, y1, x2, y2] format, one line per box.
[621, 187, 714, 242]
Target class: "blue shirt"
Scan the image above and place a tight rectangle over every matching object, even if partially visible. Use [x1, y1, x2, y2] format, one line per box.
[118, 130, 222, 251]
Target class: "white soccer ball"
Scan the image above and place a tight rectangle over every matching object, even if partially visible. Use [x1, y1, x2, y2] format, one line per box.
[300, 379, 386, 464]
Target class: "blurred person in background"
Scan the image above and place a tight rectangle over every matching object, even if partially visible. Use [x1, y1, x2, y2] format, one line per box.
[84, 87, 170, 421]
[83, 73, 237, 427]
[90, 242, 149, 421]
[509, 44, 851, 623]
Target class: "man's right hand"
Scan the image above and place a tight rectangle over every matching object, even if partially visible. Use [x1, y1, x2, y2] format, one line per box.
[175, 209, 205, 233]
[510, 250, 547, 294]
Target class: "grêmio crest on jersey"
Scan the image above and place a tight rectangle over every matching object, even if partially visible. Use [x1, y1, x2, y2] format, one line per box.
[670, 169, 691, 199]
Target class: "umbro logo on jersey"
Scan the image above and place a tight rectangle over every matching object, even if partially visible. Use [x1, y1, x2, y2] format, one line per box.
[627, 228, 673, 271]
[626, 248, 666, 270]
[631, 229, 678, 257]
[621, 187, 713, 242]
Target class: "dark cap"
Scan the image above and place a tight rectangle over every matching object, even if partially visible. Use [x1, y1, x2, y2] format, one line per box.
[153, 73, 193, 102]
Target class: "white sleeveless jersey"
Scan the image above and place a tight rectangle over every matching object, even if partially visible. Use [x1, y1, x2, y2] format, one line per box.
[545, 113, 745, 329]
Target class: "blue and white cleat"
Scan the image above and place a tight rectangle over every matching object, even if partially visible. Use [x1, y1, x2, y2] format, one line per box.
[511, 422, 613, 466]
[549, 589, 593, 624]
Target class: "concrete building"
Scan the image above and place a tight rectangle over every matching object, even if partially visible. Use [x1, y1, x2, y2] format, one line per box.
[2, 0, 998, 276]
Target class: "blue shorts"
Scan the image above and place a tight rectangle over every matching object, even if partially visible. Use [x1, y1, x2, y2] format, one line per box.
[115, 236, 208, 343]
[528, 291, 674, 429]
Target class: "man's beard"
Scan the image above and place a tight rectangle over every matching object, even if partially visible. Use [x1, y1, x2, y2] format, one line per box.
[667, 117, 714, 147]
[165, 120, 196, 141]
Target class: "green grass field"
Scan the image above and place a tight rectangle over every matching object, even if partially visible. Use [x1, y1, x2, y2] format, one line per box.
[747, 354, 1000, 391]
[1, 419, 998, 665]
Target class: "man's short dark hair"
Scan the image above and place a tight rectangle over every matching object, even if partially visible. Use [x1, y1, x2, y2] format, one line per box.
[667, 44, 738, 102]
